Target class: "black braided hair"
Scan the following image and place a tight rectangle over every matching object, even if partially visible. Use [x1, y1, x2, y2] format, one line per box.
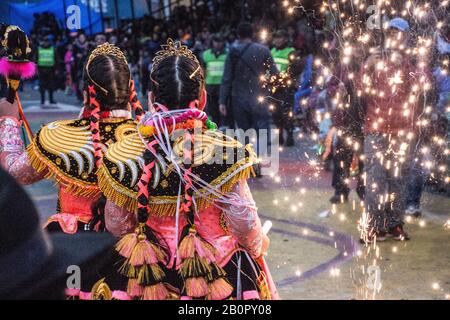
[84, 54, 132, 231]
[150, 55, 204, 110]
[88, 194, 106, 231]
[84, 54, 131, 111]
[149, 54, 204, 237]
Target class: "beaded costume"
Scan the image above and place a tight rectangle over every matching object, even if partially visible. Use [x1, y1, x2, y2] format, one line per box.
[0, 43, 144, 233]
[81, 40, 279, 300]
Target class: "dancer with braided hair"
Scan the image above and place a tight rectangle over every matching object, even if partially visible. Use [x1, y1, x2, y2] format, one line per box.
[95, 39, 277, 300]
[0, 43, 145, 234]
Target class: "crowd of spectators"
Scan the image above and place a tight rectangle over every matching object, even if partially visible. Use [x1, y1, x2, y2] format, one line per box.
[26, 2, 321, 102]
[17, 2, 450, 236]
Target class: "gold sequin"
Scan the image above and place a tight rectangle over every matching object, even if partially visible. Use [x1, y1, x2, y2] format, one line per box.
[55, 158, 62, 165]
[114, 123, 138, 141]
[105, 125, 112, 132]
[90, 278, 112, 300]
[81, 172, 89, 179]
[219, 213, 229, 233]
[161, 180, 169, 188]
[111, 167, 117, 174]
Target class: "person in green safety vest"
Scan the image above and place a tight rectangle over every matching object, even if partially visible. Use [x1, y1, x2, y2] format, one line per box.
[271, 30, 295, 73]
[270, 30, 296, 146]
[202, 34, 228, 127]
[37, 36, 57, 106]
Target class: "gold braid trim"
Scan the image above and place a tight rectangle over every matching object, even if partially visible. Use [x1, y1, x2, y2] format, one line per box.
[98, 154, 256, 215]
[195, 161, 255, 212]
[26, 143, 100, 197]
[97, 164, 138, 213]
[90, 278, 113, 300]
[257, 271, 272, 300]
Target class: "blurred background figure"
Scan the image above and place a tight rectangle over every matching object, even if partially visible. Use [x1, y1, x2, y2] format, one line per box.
[202, 33, 228, 128]
[322, 46, 366, 204]
[271, 29, 295, 73]
[139, 48, 152, 98]
[72, 32, 89, 102]
[270, 29, 296, 146]
[36, 35, 57, 106]
[95, 33, 107, 46]
[63, 43, 74, 96]
[361, 18, 418, 242]
[219, 22, 278, 137]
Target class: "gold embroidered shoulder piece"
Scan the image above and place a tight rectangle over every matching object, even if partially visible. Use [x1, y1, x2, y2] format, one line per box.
[98, 129, 257, 214]
[27, 118, 137, 197]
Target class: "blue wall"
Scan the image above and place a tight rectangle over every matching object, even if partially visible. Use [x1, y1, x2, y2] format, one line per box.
[0, 0, 102, 34]
[0, 0, 160, 35]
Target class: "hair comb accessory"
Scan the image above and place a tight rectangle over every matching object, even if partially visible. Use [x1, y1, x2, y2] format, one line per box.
[189, 66, 201, 79]
[151, 39, 200, 72]
[129, 80, 144, 121]
[85, 43, 129, 94]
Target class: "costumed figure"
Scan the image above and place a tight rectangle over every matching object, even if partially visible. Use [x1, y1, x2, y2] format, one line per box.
[0, 25, 35, 140]
[91, 39, 278, 300]
[0, 42, 145, 234]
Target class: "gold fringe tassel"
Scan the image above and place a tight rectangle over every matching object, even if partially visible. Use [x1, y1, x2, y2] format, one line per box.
[179, 257, 212, 278]
[98, 160, 255, 215]
[97, 165, 139, 213]
[26, 144, 100, 198]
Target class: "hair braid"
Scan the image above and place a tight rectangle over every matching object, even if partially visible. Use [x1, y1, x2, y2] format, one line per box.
[176, 127, 232, 299]
[129, 79, 144, 121]
[150, 55, 204, 110]
[136, 149, 154, 225]
[84, 54, 131, 111]
[115, 143, 171, 300]
[181, 130, 195, 219]
[88, 85, 103, 169]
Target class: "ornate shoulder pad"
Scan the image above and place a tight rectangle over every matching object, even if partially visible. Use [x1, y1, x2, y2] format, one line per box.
[98, 129, 256, 214]
[27, 118, 137, 196]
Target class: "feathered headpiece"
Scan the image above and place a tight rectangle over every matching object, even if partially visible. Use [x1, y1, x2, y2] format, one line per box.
[0, 25, 36, 79]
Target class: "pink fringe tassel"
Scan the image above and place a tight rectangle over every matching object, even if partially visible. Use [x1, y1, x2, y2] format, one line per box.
[178, 233, 195, 259]
[194, 237, 215, 263]
[207, 278, 233, 300]
[186, 277, 209, 298]
[115, 233, 138, 258]
[142, 283, 169, 300]
[127, 279, 143, 298]
[0, 58, 36, 78]
[179, 233, 215, 263]
[129, 240, 163, 266]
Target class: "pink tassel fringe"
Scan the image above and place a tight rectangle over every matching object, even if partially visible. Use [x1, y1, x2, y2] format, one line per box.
[0, 58, 36, 78]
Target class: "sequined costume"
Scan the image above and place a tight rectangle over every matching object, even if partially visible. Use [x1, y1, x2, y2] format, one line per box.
[82, 107, 279, 300]
[78, 39, 280, 301]
[0, 42, 144, 234]
[0, 112, 139, 233]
